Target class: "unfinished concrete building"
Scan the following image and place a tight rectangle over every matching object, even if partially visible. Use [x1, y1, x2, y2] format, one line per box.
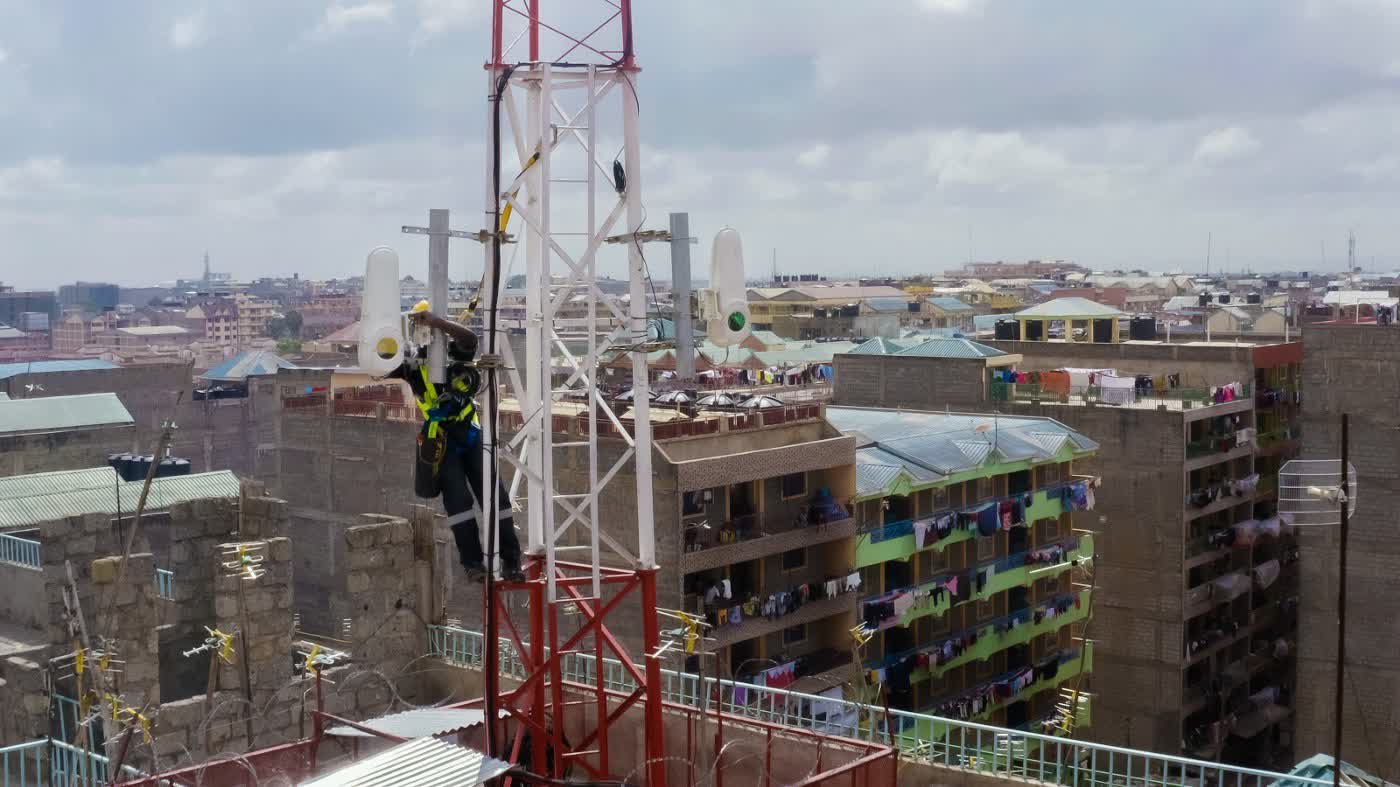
[1295, 323, 1400, 784]
[833, 316, 1304, 768]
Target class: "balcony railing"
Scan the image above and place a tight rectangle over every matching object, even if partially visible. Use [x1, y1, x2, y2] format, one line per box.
[990, 380, 1250, 409]
[0, 532, 40, 569]
[424, 624, 1330, 787]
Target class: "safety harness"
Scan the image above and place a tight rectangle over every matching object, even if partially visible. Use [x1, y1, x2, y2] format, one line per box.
[414, 364, 478, 438]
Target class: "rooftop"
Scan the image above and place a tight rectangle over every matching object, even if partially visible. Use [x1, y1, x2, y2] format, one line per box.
[0, 359, 117, 380]
[116, 325, 190, 336]
[0, 393, 133, 436]
[893, 337, 1007, 359]
[827, 406, 1099, 497]
[1014, 297, 1126, 319]
[925, 296, 975, 312]
[203, 350, 297, 381]
[0, 326, 27, 340]
[0, 468, 241, 530]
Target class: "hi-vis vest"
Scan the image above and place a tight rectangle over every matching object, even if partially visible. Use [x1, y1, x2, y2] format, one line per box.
[414, 365, 478, 438]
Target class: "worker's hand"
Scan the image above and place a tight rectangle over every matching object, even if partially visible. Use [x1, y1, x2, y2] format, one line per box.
[409, 309, 436, 325]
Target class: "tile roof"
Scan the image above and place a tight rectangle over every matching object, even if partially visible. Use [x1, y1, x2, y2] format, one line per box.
[0, 360, 118, 380]
[0, 469, 241, 530]
[0, 393, 133, 436]
[1014, 297, 1126, 319]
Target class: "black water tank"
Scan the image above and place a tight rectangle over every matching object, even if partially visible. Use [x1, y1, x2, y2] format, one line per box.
[107, 453, 193, 482]
[994, 319, 1018, 340]
[1219, 293, 1231, 304]
[1024, 320, 1044, 341]
[1247, 293, 1262, 304]
[1198, 293, 1211, 307]
[1129, 316, 1158, 340]
[1092, 318, 1114, 343]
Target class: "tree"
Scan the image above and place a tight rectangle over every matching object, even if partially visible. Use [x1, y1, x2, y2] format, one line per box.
[276, 338, 302, 354]
[284, 310, 303, 338]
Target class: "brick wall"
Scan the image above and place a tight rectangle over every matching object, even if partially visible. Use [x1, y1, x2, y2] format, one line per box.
[1297, 324, 1400, 782]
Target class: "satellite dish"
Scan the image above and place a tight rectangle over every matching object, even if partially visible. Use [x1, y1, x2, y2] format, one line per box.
[1278, 459, 1357, 527]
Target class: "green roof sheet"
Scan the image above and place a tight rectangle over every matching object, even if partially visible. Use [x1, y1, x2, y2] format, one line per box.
[892, 337, 1006, 359]
[0, 393, 133, 436]
[0, 469, 241, 530]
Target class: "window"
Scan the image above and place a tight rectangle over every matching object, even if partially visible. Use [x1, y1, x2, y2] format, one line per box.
[1039, 517, 1062, 541]
[976, 476, 993, 501]
[977, 535, 997, 561]
[977, 657, 994, 677]
[682, 490, 707, 516]
[783, 624, 807, 646]
[782, 548, 806, 572]
[977, 597, 996, 622]
[781, 472, 807, 500]
[932, 486, 949, 509]
[919, 549, 946, 576]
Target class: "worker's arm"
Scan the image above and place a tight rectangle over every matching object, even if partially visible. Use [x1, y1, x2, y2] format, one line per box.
[411, 311, 479, 358]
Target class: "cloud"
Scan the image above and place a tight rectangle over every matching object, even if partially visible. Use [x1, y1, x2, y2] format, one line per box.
[414, 0, 482, 38]
[1193, 126, 1261, 163]
[0, 46, 8, 65]
[169, 13, 207, 49]
[797, 144, 830, 169]
[316, 1, 395, 37]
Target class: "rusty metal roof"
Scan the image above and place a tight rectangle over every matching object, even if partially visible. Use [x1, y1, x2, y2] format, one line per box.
[301, 737, 512, 787]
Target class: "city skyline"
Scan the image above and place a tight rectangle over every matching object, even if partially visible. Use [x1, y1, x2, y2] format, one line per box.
[5, 2, 1400, 287]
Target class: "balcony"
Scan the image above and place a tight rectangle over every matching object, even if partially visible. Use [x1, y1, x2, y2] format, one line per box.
[989, 379, 1251, 413]
[897, 644, 1094, 743]
[855, 483, 1074, 569]
[682, 510, 857, 574]
[860, 534, 1094, 631]
[867, 589, 1092, 687]
[712, 590, 855, 648]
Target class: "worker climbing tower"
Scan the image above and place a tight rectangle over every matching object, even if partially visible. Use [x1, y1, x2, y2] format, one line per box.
[476, 1, 668, 783]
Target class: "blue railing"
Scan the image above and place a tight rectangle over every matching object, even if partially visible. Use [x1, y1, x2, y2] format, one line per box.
[425, 624, 1329, 787]
[154, 567, 175, 600]
[0, 532, 40, 568]
[0, 739, 145, 786]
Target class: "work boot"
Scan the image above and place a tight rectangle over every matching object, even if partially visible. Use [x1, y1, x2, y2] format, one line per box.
[463, 561, 487, 583]
[501, 564, 526, 583]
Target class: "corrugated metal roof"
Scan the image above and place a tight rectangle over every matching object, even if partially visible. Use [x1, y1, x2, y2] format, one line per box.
[0, 360, 118, 380]
[893, 337, 1006, 359]
[1280, 754, 1398, 787]
[925, 296, 974, 312]
[847, 337, 910, 356]
[202, 350, 296, 381]
[302, 737, 513, 787]
[863, 297, 911, 313]
[0, 393, 133, 435]
[1014, 297, 1125, 319]
[325, 708, 493, 739]
[0, 470, 240, 530]
[0, 467, 123, 501]
[830, 407, 1100, 497]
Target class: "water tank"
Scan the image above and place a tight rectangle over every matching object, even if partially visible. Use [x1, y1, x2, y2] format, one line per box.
[1246, 293, 1262, 304]
[1023, 320, 1044, 341]
[107, 454, 194, 482]
[1129, 316, 1158, 340]
[1198, 293, 1210, 307]
[994, 319, 1018, 340]
[1091, 318, 1114, 343]
[1218, 293, 1231, 304]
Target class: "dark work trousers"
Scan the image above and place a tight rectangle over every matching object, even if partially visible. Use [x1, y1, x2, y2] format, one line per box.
[440, 425, 522, 571]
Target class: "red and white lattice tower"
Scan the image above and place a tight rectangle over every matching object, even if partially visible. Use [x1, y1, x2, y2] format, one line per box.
[475, 2, 667, 784]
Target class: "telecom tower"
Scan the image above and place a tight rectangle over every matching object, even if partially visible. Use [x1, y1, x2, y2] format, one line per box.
[476, 2, 667, 784]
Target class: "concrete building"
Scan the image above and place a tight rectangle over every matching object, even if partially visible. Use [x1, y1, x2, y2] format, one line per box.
[746, 284, 910, 339]
[914, 297, 977, 332]
[830, 406, 1099, 736]
[233, 293, 279, 341]
[0, 393, 135, 475]
[833, 323, 1304, 768]
[58, 281, 120, 313]
[0, 326, 49, 361]
[1295, 323, 1400, 784]
[0, 286, 58, 330]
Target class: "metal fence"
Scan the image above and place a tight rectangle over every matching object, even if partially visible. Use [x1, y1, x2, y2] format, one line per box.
[426, 624, 1327, 787]
[154, 568, 175, 601]
[0, 531, 40, 568]
[0, 739, 145, 786]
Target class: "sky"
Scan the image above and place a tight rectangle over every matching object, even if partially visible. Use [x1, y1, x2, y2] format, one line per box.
[4, 0, 1400, 288]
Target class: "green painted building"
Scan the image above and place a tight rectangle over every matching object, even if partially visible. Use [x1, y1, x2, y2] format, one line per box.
[825, 406, 1101, 738]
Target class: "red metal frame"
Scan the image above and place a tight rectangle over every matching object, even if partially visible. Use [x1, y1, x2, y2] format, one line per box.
[464, 558, 668, 785]
[490, 0, 634, 67]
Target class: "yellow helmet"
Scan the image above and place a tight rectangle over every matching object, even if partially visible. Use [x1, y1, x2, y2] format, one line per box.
[409, 299, 431, 314]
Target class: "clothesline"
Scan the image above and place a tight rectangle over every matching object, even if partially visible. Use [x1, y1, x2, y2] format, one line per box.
[866, 591, 1084, 673]
[863, 478, 1096, 545]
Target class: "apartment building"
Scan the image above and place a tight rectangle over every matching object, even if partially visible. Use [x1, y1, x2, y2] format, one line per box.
[832, 299, 1304, 768]
[828, 406, 1099, 738]
[517, 400, 858, 686]
[1295, 322, 1400, 784]
[234, 293, 279, 340]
